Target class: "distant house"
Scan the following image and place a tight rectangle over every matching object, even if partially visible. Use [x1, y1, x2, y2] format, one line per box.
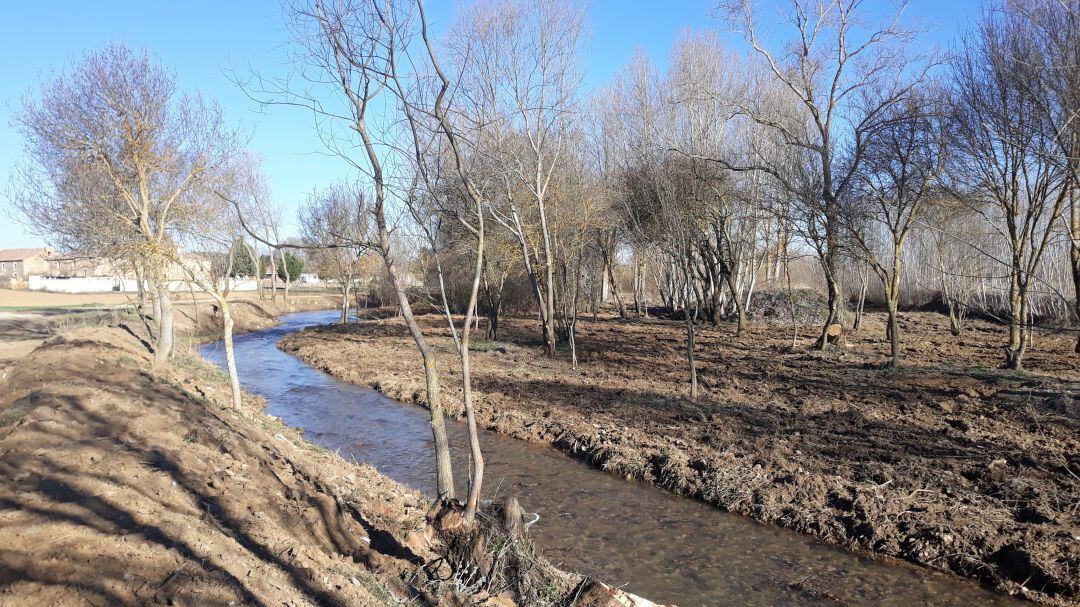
[0, 247, 54, 287]
[43, 253, 121, 278]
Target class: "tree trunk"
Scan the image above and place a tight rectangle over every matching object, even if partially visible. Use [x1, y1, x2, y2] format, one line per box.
[723, 269, 745, 335]
[383, 248, 455, 500]
[221, 299, 242, 408]
[1071, 198, 1080, 352]
[607, 259, 626, 318]
[268, 254, 278, 302]
[682, 258, 698, 401]
[853, 266, 869, 332]
[246, 244, 263, 300]
[632, 257, 642, 317]
[815, 262, 841, 350]
[785, 255, 799, 349]
[457, 198, 486, 524]
[886, 300, 900, 368]
[1005, 280, 1025, 370]
[340, 284, 350, 324]
[154, 285, 174, 366]
[279, 248, 291, 302]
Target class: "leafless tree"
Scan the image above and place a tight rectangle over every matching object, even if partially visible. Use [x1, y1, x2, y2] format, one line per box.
[11, 43, 243, 366]
[948, 1, 1071, 369]
[173, 182, 251, 408]
[718, 0, 931, 349]
[269, 0, 458, 501]
[276, 0, 501, 523]
[845, 90, 947, 366]
[451, 0, 586, 358]
[1024, 0, 1079, 350]
[299, 181, 370, 323]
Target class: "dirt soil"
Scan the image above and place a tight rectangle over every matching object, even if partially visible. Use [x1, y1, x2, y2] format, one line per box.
[0, 300, 629, 607]
[0, 322, 452, 606]
[0, 288, 340, 311]
[0, 288, 136, 309]
[280, 308, 1080, 606]
[0, 293, 339, 373]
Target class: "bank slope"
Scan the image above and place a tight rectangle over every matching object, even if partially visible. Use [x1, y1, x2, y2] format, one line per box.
[0, 324, 443, 606]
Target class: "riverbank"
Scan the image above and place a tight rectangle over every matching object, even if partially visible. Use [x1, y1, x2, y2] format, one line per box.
[279, 310, 1080, 606]
[0, 323, 432, 605]
[0, 304, 661, 607]
[0, 293, 339, 371]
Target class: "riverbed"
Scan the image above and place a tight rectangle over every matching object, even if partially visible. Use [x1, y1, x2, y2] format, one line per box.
[200, 309, 1024, 606]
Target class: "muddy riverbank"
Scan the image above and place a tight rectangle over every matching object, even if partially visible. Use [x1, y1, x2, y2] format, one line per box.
[279, 310, 1080, 606]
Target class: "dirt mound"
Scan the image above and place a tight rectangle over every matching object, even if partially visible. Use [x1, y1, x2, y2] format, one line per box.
[281, 310, 1080, 606]
[0, 324, 432, 606]
[745, 288, 828, 327]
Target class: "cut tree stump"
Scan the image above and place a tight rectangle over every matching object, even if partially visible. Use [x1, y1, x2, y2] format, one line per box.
[825, 323, 843, 344]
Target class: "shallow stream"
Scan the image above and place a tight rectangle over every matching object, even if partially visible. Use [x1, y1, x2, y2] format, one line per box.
[200, 309, 1023, 606]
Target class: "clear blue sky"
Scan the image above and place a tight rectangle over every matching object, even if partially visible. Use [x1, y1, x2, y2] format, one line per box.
[0, 1, 978, 249]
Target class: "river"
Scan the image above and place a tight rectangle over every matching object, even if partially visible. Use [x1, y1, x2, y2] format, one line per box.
[200, 309, 1023, 606]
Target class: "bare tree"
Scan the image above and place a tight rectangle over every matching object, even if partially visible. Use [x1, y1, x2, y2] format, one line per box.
[948, 1, 1071, 369]
[1024, 0, 1080, 350]
[11, 43, 242, 366]
[174, 184, 250, 408]
[271, 0, 457, 501]
[718, 0, 930, 349]
[280, 0, 505, 521]
[845, 91, 947, 366]
[452, 0, 586, 358]
[299, 181, 370, 323]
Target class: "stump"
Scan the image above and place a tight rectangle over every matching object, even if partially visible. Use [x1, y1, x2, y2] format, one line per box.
[502, 496, 525, 540]
[825, 323, 843, 344]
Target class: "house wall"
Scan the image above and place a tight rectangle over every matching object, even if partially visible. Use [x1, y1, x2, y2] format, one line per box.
[0, 261, 23, 282]
[22, 255, 52, 278]
[1, 255, 52, 282]
[28, 276, 258, 294]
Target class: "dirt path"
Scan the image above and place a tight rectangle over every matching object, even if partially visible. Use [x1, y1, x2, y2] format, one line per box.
[280, 309, 1080, 606]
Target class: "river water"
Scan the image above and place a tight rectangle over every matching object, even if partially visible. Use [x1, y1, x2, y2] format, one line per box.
[200, 309, 1022, 606]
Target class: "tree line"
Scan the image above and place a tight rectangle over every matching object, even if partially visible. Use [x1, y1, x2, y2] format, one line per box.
[9, 0, 1078, 539]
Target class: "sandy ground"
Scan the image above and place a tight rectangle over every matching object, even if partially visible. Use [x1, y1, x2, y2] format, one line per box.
[281, 308, 1080, 606]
